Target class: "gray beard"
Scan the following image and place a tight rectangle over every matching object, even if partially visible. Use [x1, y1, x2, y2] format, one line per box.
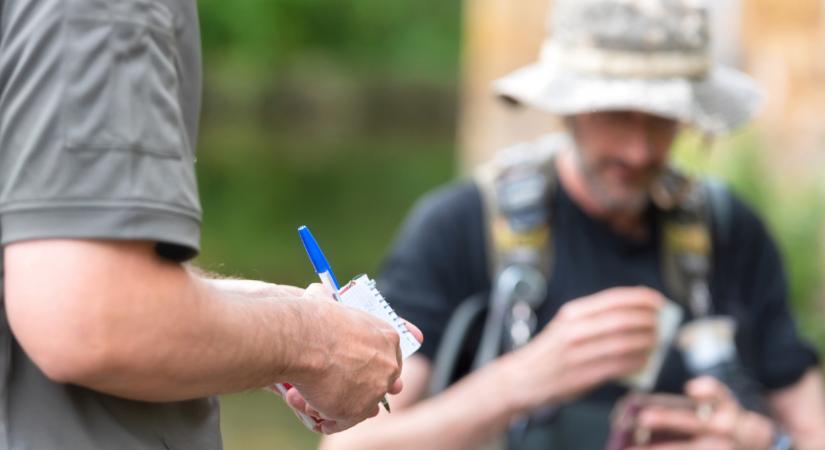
[574, 152, 651, 216]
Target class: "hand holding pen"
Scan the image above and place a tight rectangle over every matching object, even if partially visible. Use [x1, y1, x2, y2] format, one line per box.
[273, 226, 422, 434]
[298, 226, 392, 413]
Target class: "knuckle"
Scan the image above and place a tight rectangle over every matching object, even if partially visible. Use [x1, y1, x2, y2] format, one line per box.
[556, 328, 576, 347]
[390, 364, 401, 381]
[368, 404, 380, 418]
[386, 329, 401, 346]
[557, 302, 576, 318]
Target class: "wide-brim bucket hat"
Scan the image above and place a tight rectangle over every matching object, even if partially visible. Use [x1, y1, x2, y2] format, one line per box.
[493, 0, 763, 135]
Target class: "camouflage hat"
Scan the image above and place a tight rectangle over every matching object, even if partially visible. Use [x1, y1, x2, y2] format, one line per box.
[493, 0, 762, 134]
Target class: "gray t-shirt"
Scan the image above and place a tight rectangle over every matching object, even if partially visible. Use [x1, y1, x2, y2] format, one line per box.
[0, 0, 221, 448]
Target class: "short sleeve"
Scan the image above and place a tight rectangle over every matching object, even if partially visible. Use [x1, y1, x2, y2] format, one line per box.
[378, 182, 491, 360]
[0, 0, 202, 260]
[719, 196, 820, 390]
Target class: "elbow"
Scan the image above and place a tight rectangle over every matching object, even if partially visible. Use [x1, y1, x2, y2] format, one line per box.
[6, 287, 120, 386]
[30, 335, 111, 386]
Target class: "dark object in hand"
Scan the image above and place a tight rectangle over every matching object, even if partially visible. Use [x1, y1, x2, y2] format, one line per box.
[605, 393, 697, 450]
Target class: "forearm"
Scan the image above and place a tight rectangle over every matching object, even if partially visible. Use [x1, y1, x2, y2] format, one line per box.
[81, 271, 321, 400]
[322, 355, 527, 450]
[768, 368, 825, 450]
[6, 241, 326, 402]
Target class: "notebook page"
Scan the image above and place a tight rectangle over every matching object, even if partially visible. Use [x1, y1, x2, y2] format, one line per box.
[338, 274, 421, 359]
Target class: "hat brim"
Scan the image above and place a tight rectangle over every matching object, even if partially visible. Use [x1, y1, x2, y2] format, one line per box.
[492, 62, 762, 135]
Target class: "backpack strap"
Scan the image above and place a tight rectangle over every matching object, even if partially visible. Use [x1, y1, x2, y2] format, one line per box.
[428, 135, 565, 397]
[657, 167, 734, 316]
[472, 134, 564, 363]
[427, 292, 489, 396]
[475, 134, 566, 280]
[706, 178, 734, 250]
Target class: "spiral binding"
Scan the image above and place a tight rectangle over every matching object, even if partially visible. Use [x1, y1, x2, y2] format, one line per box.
[366, 278, 411, 337]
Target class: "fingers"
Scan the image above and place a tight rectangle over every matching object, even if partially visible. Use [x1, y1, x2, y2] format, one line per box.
[684, 377, 741, 437]
[638, 406, 705, 438]
[285, 387, 308, 412]
[626, 441, 694, 450]
[569, 328, 654, 365]
[558, 286, 664, 320]
[685, 377, 734, 405]
[627, 436, 729, 450]
[318, 402, 381, 434]
[555, 354, 649, 400]
[273, 284, 307, 297]
[285, 388, 325, 420]
[319, 420, 344, 434]
[376, 321, 403, 381]
[581, 353, 649, 385]
[388, 376, 403, 395]
[394, 333, 403, 368]
[564, 309, 659, 346]
[403, 319, 424, 343]
[303, 282, 334, 299]
[306, 405, 322, 419]
[285, 386, 384, 435]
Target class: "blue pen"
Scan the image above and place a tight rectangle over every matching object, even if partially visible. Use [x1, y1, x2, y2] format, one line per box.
[298, 225, 392, 413]
[298, 225, 342, 300]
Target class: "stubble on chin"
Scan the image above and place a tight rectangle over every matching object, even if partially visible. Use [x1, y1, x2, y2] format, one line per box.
[575, 154, 652, 215]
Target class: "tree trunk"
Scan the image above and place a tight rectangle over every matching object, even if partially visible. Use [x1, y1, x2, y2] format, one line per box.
[457, 0, 555, 172]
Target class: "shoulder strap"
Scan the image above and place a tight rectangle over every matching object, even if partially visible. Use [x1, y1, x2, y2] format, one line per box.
[659, 168, 733, 316]
[471, 134, 564, 366]
[474, 133, 566, 280]
[706, 178, 734, 250]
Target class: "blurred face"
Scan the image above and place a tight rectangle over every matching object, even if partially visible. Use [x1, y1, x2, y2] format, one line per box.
[567, 111, 679, 214]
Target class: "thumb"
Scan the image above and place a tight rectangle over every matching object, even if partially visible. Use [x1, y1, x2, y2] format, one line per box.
[686, 376, 736, 405]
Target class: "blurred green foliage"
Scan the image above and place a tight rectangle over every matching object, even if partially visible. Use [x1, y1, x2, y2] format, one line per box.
[673, 130, 825, 352]
[198, 0, 461, 79]
[195, 2, 461, 449]
[193, 3, 823, 450]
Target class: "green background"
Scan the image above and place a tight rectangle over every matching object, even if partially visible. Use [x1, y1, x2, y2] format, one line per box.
[192, 2, 824, 449]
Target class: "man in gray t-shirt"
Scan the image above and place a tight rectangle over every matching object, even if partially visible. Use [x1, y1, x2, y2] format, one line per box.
[0, 1, 417, 448]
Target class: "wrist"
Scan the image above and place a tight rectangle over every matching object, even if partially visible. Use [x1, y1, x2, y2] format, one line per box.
[468, 356, 530, 423]
[272, 299, 332, 385]
[740, 411, 780, 450]
[491, 351, 559, 415]
[767, 424, 794, 450]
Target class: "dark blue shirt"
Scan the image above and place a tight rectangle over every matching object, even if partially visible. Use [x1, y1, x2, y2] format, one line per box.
[379, 179, 818, 448]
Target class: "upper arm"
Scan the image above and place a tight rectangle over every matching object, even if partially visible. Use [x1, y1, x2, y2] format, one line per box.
[4, 239, 185, 382]
[720, 197, 819, 389]
[0, 0, 203, 379]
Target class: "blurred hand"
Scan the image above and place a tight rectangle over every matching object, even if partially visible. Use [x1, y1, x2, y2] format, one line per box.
[628, 376, 775, 450]
[506, 286, 663, 409]
[284, 283, 423, 434]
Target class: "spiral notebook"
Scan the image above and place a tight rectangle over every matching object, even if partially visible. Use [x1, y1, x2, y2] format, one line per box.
[338, 274, 421, 359]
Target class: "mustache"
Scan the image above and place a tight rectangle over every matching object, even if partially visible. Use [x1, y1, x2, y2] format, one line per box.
[594, 158, 663, 177]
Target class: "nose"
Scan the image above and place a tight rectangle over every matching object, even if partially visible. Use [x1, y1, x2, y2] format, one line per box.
[621, 117, 653, 169]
